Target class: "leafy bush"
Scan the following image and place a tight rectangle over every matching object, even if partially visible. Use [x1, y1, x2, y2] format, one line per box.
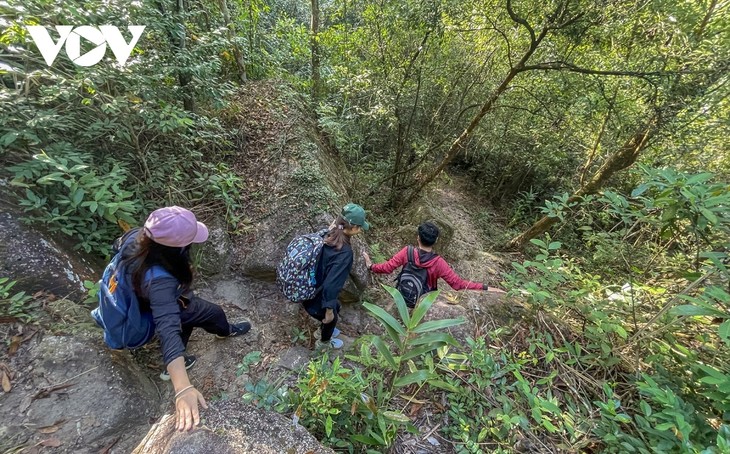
[285, 286, 464, 451]
[0, 278, 37, 322]
[9, 150, 139, 255]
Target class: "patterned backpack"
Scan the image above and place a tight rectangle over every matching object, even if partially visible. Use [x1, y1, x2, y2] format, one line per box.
[276, 229, 329, 302]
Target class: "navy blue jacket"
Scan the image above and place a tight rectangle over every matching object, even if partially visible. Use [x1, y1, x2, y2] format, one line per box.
[122, 230, 187, 366]
[313, 241, 353, 310]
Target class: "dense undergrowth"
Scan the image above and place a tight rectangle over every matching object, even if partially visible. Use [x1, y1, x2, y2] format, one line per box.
[237, 167, 729, 453]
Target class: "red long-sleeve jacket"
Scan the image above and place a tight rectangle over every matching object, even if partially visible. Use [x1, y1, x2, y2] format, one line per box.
[370, 246, 486, 292]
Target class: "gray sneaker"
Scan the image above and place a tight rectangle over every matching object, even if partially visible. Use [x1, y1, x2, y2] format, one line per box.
[315, 338, 344, 350]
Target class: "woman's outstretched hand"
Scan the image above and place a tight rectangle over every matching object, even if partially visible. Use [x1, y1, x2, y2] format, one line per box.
[362, 251, 373, 269]
[175, 387, 208, 431]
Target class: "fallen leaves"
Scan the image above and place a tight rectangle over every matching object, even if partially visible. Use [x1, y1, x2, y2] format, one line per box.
[36, 438, 62, 447]
[1, 370, 10, 392]
[32, 383, 74, 400]
[8, 336, 21, 356]
[7, 327, 38, 356]
[1, 363, 12, 392]
[38, 419, 67, 434]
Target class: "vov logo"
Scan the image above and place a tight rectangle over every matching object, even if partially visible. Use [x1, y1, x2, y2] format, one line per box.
[26, 25, 146, 67]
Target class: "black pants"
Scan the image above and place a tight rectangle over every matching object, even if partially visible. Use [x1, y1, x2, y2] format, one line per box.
[179, 296, 230, 346]
[303, 299, 340, 341]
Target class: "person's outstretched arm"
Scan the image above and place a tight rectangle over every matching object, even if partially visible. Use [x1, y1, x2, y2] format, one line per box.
[363, 247, 408, 274]
[148, 278, 208, 431]
[436, 258, 506, 293]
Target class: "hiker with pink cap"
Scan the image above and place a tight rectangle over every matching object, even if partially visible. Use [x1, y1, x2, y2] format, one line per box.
[114, 206, 251, 431]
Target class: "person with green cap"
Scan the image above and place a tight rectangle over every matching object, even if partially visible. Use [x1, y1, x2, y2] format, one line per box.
[302, 203, 369, 349]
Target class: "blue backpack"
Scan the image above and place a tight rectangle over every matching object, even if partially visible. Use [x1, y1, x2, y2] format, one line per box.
[276, 229, 328, 302]
[91, 229, 171, 349]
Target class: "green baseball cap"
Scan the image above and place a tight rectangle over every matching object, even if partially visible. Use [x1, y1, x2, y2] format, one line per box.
[342, 203, 370, 231]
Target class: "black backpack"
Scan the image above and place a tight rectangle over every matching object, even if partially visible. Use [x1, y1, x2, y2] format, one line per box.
[396, 246, 430, 308]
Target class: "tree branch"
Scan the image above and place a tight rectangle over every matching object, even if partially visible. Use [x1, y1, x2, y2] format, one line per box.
[520, 61, 686, 79]
[506, 0, 535, 44]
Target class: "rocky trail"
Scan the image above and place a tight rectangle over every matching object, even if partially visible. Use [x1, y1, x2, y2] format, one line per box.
[0, 82, 519, 453]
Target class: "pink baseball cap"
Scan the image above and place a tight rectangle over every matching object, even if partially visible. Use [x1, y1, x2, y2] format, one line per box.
[143, 206, 209, 247]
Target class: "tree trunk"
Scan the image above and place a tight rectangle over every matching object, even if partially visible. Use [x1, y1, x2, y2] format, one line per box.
[505, 120, 655, 250]
[218, 0, 247, 84]
[175, 0, 195, 112]
[505, 1, 728, 251]
[400, 27, 549, 208]
[310, 0, 321, 100]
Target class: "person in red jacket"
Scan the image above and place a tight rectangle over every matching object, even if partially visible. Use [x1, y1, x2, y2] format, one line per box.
[362, 222, 506, 305]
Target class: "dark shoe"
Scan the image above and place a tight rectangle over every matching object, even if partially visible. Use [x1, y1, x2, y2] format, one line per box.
[160, 354, 196, 381]
[216, 321, 251, 339]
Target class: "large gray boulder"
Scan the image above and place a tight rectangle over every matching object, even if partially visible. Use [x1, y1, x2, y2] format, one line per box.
[0, 200, 102, 299]
[229, 82, 366, 303]
[0, 333, 160, 453]
[132, 401, 334, 454]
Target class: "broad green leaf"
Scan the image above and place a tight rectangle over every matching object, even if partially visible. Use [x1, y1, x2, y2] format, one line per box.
[655, 422, 675, 431]
[383, 285, 410, 326]
[393, 370, 431, 387]
[700, 376, 725, 385]
[0, 132, 19, 147]
[697, 364, 727, 381]
[542, 419, 558, 433]
[409, 290, 439, 328]
[325, 415, 333, 437]
[631, 184, 649, 197]
[705, 286, 730, 304]
[428, 380, 459, 392]
[363, 302, 405, 346]
[670, 305, 726, 318]
[699, 207, 719, 224]
[719, 320, 730, 343]
[412, 318, 465, 334]
[408, 332, 458, 347]
[382, 411, 410, 423]
[36, 172, 66, 185]
[402, 344, 443, 361]
[686, 172, 714, 185]
[371, 336, 398, 369]
[541, 400, 562, 414]
[72, 188, 85, 206]
[351, 435, 380, 445]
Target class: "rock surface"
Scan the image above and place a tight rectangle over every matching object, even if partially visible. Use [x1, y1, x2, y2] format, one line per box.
[0, 333, 160, 453]
[194, 218, 233, 276]
[0, 199, 102, 299]
[132, 401, 334, 454]
[226, 83, 368, 303]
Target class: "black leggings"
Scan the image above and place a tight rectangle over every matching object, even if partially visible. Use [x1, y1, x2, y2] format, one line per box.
[179, 296, 230, 346]
[303, 299, 341, 341]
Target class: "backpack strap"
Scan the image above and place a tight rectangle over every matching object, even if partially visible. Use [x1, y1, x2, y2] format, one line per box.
[407, 246, 415, 265]
[113, 227, 141, 255]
